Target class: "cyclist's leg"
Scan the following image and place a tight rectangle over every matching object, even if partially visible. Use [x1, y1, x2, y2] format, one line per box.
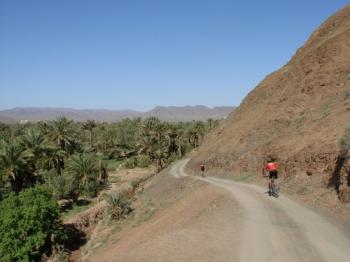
[268, 176, 272, 195]
[271, 177, 275, 192]
[272, 171, 279, 193]
[271, 176, 279, 197]
[275, 176, 279, 194]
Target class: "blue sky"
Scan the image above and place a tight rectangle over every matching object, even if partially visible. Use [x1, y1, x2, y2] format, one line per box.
[0, 1, 349, 111]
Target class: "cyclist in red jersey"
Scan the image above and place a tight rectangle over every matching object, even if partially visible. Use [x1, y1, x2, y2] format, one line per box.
[264, 158, 278, 195]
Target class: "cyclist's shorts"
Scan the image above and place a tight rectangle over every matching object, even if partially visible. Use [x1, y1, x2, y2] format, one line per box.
[269, 170, 278, 179]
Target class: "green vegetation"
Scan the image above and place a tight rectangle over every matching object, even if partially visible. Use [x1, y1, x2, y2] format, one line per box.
[61, 200, 92, 220]
[103, 159, 123, 172]
[320, 102, 331, 120]
[106, 192, 132, 221]
[343, 90, 350, 101]
[294, 116, 305, 128]
[340, 126, 350, 155]
[0, 187, 66, 261]
[296, 185, 311, 195]
[321, 109, 331, 119]
[0, 116, 218, 259]
[230, 172, 258, 182]
[108, 175, 122, 184]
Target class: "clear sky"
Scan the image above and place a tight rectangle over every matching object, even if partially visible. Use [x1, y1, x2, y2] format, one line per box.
[0, 0, 349, 111]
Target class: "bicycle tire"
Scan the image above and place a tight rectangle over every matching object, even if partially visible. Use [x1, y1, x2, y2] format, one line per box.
[271, 183, 279, 198]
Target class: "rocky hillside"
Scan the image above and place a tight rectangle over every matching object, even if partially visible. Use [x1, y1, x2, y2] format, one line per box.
[188, 5, 350, 202]
[0, 106, 234, 122]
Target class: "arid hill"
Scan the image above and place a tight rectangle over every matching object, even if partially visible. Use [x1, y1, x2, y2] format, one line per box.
[0, 115, 15, 123]
[188, 5, 350, 202]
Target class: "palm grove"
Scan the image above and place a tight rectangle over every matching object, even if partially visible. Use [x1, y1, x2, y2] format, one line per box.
[0, 116, 219, 261]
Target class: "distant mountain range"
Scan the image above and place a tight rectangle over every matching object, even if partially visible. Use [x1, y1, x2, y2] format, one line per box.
[0, 106, 235, 123]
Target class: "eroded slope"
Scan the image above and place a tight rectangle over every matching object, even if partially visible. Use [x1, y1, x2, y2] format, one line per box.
[188, 5, 350, 203]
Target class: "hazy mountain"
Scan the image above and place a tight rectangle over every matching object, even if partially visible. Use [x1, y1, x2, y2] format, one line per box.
[0, 106, 234, 122]
[145, 106, 234, 121]
[0, 115, 16, 123]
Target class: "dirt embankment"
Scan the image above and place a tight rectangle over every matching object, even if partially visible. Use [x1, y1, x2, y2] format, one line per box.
[187, 5, 350, 206]
[63, 167, 156, 262]
[84, 164, 242, 262]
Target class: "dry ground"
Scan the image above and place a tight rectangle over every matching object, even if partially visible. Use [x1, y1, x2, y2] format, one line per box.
[83, 160, 350, 262]
[84, 164, 242, 262]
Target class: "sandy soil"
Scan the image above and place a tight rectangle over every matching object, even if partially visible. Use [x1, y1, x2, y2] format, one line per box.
[85, 159, 350, 261]
[85, 164, 242, 261]
[177, 159, 350, 261]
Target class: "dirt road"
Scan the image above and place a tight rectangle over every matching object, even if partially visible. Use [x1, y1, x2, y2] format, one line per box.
[171, 159, 350, 262]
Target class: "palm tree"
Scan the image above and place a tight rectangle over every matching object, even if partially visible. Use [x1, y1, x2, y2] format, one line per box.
[0, 123, 11, 141]
[116, 118, 142, 152]
[22, 128, 46, 172]
[153, 148, 168, 172]
[142, 117, 161, 137]
[188, 121, 205, 148]
[174, 125, 186, 157]
[40, 144, 66, 174]
[96, 124, 117, 154]
[83, 120, 97, 147]
[37, 121, 50, 136]
[47, 117, 76, 153]
[0, 139, 33, 193]
[138, 119, 171, 171]
[67, 153, 99, 188]
[137, 135, 153, 158]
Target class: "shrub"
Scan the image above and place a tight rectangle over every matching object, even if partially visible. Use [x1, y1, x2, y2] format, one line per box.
[340, 126, 350, 155]
[103, 159, 122, 172]
[136, 155, 151, 168]
[44, 170, 79, 200]
[123, 157, 138, 169]
[106, 193, 132, 221]
[82, 180, 100, 198]
[0, 177, 11, 201]
[0, 186, 66, 261]
[53, 245, 69, 262]
[123, 156, 151, 169]
[344, 90, 350, 100]
[130, 177, 145, 188]
[167, 153, 180, 165]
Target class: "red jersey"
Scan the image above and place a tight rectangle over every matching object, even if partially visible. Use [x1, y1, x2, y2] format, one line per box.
[265, 162, 277, 171]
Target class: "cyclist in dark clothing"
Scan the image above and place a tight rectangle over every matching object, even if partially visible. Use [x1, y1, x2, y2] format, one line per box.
[200, 161, 206, 177]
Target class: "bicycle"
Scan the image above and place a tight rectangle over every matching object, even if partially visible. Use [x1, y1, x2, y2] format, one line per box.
[269, 177, 279, 198]
[200, 162, 206, 177]
[201, 168, 206, 177]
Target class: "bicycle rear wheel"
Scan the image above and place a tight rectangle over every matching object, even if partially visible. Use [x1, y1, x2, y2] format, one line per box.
[271, 183, 279, 198]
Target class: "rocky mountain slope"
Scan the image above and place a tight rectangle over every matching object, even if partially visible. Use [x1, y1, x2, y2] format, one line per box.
[0, 106, 234, 122]
[188, 5, 350, 203]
